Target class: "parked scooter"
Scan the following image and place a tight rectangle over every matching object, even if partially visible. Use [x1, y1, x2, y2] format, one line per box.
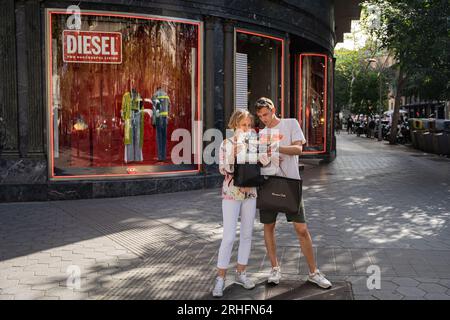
[397, 121, 410, 144]
[384, 121, 410, 144]
[355, 121, 365, 137]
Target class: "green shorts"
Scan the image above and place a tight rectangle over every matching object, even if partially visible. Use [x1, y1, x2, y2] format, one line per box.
[259, 197, 306, 224]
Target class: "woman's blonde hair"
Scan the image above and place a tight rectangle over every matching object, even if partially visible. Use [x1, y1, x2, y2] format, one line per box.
[227, 109, 254, 129]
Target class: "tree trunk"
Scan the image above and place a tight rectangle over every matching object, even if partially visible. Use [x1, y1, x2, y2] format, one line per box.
[389, 67, 406, 145]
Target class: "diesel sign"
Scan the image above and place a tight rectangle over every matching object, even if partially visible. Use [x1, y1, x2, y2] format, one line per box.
[63, 30, 122, 64]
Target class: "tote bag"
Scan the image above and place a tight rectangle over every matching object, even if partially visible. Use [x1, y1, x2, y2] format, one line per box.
[257, 168, 302, 214]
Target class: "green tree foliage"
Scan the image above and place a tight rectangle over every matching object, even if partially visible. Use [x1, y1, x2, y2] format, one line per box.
[335, 48, 390, 116]
[363, 0, 449, 144]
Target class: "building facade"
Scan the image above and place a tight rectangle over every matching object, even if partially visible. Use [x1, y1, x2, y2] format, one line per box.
[0, 0, 360, 202]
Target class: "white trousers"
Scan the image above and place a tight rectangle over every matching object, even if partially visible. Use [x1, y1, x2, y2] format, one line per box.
[217, 198, 256, 269]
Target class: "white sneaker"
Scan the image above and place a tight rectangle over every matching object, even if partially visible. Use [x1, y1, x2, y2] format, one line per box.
[235, 271, 255, 289]
[308, 269, 332, 289]
[267, 266, 281, 285]
[212, 276, 225, 297]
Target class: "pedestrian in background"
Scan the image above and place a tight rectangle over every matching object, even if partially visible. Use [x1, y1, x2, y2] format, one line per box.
[335, 115, 341, 135]
[346, 116, 353, 134]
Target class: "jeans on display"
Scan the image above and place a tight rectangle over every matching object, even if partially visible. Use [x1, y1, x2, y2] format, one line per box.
[124, 111, 143, 163]
[156, 116, 167, 161]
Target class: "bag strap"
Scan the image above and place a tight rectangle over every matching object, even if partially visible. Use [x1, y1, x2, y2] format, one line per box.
[276, 156, 301, 180]
[235, 132, 260, 164]
[278, 160, 288, 177]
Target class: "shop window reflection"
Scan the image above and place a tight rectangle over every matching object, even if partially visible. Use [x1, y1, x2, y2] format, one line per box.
[235, 30, 283, 122]
[299, 54, 327, 153]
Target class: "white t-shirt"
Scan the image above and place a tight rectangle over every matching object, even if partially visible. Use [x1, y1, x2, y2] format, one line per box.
[259, 118, 306, 180]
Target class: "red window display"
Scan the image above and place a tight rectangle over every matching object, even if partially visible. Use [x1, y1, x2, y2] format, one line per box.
[46, 10, 202, 178]
[298, 54, 328, 153]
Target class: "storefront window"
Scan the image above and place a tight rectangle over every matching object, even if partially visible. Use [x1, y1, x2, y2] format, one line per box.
[299, 54, 327, 153]
[235, 30, 283, 118]
[47, 10, 201, 178]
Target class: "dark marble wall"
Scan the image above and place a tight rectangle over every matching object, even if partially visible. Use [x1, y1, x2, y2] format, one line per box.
[0, 174, 223, 202]
[0, 159, 47, 184]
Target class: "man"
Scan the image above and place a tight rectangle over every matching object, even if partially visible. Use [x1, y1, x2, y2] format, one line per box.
[255, 97, 332, 289]
[335, 115, 341, 135]
[368, 117, 376, 139]
[346, 115, 353, 134]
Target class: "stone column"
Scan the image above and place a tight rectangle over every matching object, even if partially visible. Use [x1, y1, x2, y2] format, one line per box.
[0, 0, 18, 155]
[204, 16, 215, 132]
[283, 33, 290, 118]
[223, 20, 234, 129]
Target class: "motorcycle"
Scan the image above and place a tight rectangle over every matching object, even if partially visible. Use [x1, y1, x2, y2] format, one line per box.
[384, 122, 410, 144]
[398, 122, 410, 144]
[355, 121, 366, 137]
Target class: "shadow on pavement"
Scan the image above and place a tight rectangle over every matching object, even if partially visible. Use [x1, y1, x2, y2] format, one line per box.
[201, 280, 353, 300]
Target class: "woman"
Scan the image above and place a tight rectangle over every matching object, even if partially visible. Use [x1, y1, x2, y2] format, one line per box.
[212, 109, 269, 297]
